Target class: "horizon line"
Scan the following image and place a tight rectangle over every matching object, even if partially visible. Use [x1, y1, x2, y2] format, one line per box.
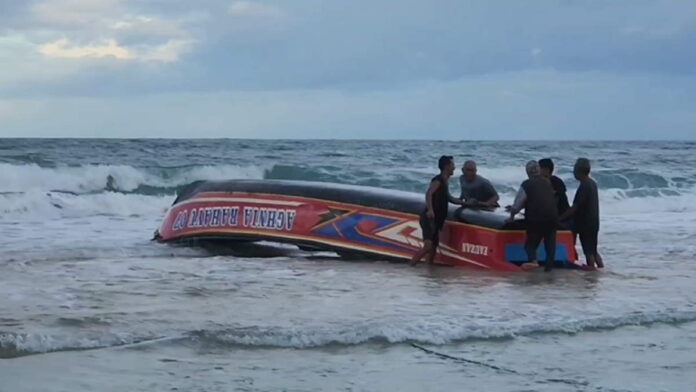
[2, 137, 695, 142]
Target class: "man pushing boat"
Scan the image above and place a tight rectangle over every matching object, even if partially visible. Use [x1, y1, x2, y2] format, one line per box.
[410, 155, 464, 266]
[459, 160, 500, 209]
[507, 161, 559, 272]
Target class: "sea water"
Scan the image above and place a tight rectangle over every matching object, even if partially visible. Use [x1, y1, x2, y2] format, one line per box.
[1, 139, 695, 391]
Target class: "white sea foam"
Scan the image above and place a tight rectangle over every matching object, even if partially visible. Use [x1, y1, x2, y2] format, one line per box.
[0, 190, 171, 218]
[0, 163, 264, 194]
[3, 309, 694, 357]
[0, 331, 161, 358]
[191, 309, 696, 348]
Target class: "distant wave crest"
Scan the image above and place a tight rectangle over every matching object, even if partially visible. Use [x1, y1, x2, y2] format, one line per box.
[0, 163, 694, 217]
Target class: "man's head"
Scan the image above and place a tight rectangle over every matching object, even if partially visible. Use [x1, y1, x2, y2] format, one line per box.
[438, 155, 455, 177]
[573, 158, 591, 180]
[538, 158, 554, 178]
[525, 160, 540, 179]
[461, 160, 477, 181]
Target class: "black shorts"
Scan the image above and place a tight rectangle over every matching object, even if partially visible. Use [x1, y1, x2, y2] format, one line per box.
[419, 213, 440, 248]
[576, 229, 599, 257]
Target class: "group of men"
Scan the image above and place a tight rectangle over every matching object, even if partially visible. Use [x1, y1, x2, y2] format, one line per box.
[410, 156, 603, 271]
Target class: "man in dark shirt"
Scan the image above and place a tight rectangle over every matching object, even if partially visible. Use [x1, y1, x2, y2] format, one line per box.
[411, 155, 464, 266]
[459, 160, 499, 208]
[507, 161, 559, 272]
[560, 158, 603, 269]
[538, 158, 570, 217]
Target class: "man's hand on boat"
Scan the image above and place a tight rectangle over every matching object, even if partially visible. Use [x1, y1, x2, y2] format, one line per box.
[463, 198, 499, 209]
[503, 205, 521, 223]
[463, 198, 479, 207]
[504, 205, 513, 222]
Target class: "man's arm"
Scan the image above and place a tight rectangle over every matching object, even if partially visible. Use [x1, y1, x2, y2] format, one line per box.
[482, 180, 500, 207]
[447, 179, 464, 205]
[559, 204, 577, 222]
[448, 193, 464, 205]
[560, 183, 585, 221]
[507, 187, 527, 218]
[484, 194, 500, 207]
[557, 178, 567, 193]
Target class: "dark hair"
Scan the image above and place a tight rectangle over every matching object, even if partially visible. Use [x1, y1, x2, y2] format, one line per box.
[575, 158, 591, 175]
[438, 155, 453, 170]
[538, 158, 554, 173]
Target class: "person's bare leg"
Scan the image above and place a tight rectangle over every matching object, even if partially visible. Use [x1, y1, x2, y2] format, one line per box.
[410, 241, 432, 266]
[522, 228, 542, 271]
[586, 254, 597, 269]
[425, 246, 437, 264]
[409, 248, 427, 266]
[521, 261, 540, 271]
[543, 227, 556, 272]
[595, 252, 604, 268]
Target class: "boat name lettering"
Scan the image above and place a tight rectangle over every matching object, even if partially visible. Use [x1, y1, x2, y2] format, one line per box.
[172, 210, 188, 231]
[461, 242, 489, 256]
[172, 206, 297, 231]
[184, 207, 241, 229]
[243, 207, 296, 231]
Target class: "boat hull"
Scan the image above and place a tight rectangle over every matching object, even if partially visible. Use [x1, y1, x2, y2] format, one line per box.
[157, 182, 579, 271]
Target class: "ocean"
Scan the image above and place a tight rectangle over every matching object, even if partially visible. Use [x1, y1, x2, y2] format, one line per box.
[1, 139, 695, 392]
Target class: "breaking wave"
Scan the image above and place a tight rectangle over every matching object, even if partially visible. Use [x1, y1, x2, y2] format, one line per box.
[0, 163, 264, 195]
[2, 162, 692, 195]
[0, 162, 694, 218]
[186, 309, 696, 348]
[3, 309, 695, 358]
[0, 331, 165, 359]
[0, 190, 171, 218]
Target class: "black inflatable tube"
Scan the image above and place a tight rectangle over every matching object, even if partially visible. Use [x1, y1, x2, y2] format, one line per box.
[174, 179, 515, 230]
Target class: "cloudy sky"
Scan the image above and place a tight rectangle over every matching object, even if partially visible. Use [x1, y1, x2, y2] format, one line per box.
[0, 0, 695, 139]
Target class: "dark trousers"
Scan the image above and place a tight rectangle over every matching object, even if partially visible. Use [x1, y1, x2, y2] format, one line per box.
[525, 221, 557, 268]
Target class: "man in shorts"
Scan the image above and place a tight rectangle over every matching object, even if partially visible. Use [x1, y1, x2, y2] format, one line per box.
[507, 161, 559, 272]
[560, 158, 604, 269]
[410, 155, 464, 265]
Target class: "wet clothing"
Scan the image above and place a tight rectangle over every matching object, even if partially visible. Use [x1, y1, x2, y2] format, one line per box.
[571, 177, 600, 259]
[550, 175, 570, 216]
[459, 175, 498, 203]
[428, 174, 449, 229]
[572, 177, 600, 232]
[577, 229, 598, 258]
[419, 174, 449, 246]
[519, 176, 559, 224]
[525, 221, 557, 270]
[511, 176, 558, 270]
[419, 212, 439, 248]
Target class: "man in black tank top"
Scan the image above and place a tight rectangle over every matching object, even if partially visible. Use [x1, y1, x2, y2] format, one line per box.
[538, 158, 570, 217]
[507, 161, 559, 272]
[410, 156, 464, 266]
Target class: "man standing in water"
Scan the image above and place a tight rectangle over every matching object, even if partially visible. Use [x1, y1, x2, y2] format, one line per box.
[538, 158, 570, 217]
[411, 155, 463, 266]
[560, 158, 604, 269]
[507, 161, 559, 272]
[459, 160, 500, 208]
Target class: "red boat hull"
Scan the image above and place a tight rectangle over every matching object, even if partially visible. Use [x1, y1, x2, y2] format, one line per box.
[157, 191, 579, 271]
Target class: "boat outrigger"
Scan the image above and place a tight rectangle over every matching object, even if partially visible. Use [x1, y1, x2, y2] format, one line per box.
[155, 180, 581, 271]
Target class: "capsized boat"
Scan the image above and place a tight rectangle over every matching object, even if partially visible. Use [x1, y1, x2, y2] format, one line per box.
[154, 180, 580, 271]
